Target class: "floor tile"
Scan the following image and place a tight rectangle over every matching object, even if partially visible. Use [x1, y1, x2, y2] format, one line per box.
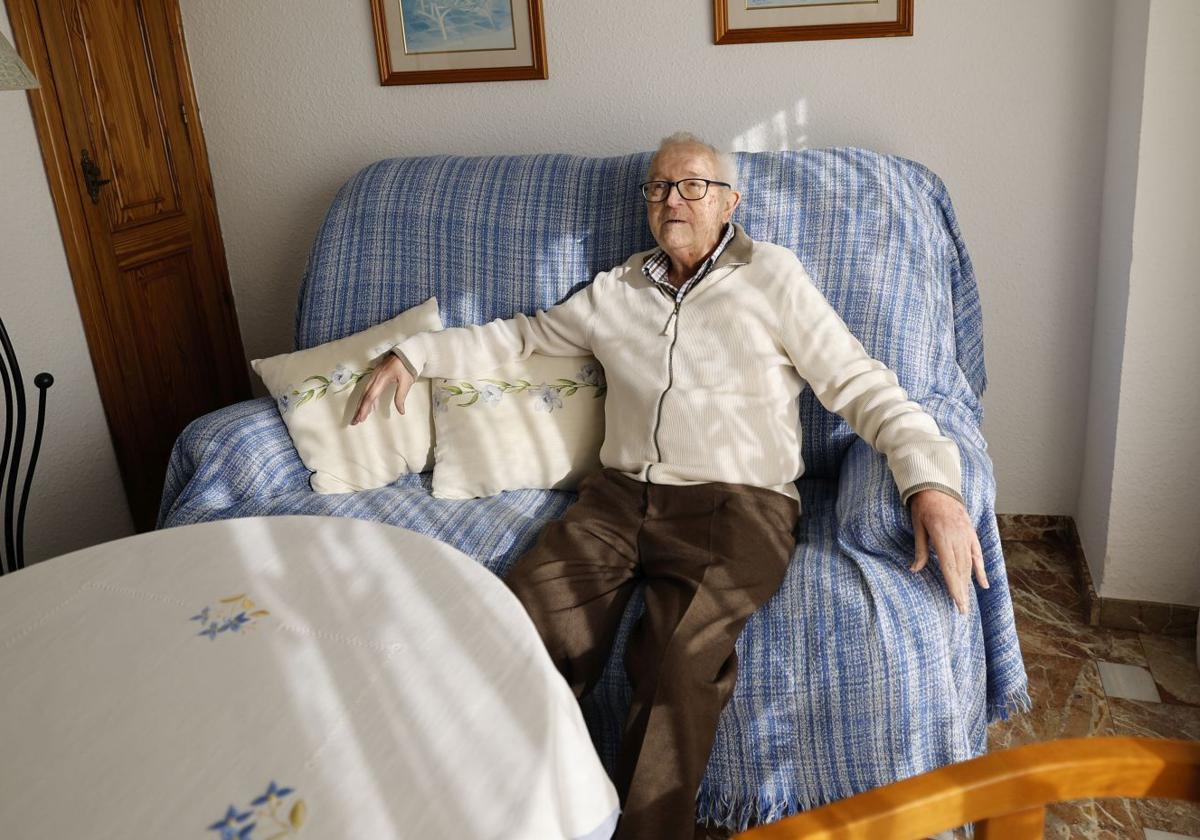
[996, 515, 1067, 543]
[1097, 661, 1163, 702]
[1010, 569, 1148, 666]
[1107, 698, 1200, 836]
[1001, 541, 1151, 668]
[1144, 829, 1200, 840]
[989, 652, 1113, 751]
[1003, 539, 1078, 578]
[1142, 808, 1200, 840]
[1141, 634, 1200, 706]
[989, 533, 1200, 838]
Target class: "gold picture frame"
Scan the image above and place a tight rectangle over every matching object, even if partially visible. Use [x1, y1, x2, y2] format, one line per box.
[370, 0, 547, 85]
[713, 0, 913, 45]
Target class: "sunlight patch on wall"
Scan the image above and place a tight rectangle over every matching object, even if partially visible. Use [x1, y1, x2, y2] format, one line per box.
[731, 101, 809, 152]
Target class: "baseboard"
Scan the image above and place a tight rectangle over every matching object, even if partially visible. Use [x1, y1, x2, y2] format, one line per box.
[995, 513, 1198, 638]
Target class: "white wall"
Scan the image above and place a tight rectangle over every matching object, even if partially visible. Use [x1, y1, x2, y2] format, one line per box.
[1080, 0, 1200, 605]
[1, 13, 135, 563]
[1077, 0, 1148, 599]
[178, 0, 1116, 518]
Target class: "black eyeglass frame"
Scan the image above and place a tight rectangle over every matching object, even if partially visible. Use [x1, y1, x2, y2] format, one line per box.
[638, 178, 732, 202]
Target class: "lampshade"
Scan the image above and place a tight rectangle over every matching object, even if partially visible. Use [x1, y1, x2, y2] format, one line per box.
[0, 30, 38, 90]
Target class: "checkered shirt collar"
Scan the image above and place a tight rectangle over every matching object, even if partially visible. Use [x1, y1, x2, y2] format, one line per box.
[642, 222, 736, 299]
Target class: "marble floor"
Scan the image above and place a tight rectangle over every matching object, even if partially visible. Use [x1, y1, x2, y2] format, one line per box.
[980, 533, 1200, 839]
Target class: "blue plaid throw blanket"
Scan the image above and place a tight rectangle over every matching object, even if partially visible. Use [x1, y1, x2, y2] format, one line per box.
[160, 148, 1029, 830]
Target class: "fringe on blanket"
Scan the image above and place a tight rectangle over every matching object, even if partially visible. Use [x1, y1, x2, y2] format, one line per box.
[696, 684, 1035, 836]
[988, 684, 1034, 723]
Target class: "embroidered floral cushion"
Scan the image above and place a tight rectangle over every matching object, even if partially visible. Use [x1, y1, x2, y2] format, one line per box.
[430, 354, 605, 499]
[251, 297, 442, 493]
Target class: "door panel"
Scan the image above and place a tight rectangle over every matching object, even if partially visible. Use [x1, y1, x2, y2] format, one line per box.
[68, 0, 183, 229]
[125, 251, 222, 434]
[8, 0, 250, 530]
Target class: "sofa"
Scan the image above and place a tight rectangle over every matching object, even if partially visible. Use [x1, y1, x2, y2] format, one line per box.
[159, 147, 1029, 830]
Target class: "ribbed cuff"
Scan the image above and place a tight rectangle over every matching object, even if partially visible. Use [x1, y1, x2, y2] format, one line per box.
[890, 447, 963, 506]
[390, 338, 423, 377]
[902, 481, 966, 507]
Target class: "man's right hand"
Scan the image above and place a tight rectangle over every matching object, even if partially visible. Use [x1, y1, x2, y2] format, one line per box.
[352, 353, 416, 425]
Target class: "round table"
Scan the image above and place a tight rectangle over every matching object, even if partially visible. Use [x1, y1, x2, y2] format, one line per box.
[0, 516, 618, 839]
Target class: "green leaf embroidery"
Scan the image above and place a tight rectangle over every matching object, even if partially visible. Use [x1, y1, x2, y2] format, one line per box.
[437, 375, 606, 411]
[280, 366, 374, 413]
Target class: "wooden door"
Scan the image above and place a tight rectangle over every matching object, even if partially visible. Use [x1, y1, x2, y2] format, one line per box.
[6, 0, 250, 531]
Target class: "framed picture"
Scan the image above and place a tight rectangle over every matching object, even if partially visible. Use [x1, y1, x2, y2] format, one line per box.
[370, 0, 547, 85]
[713, 0, 913, 45]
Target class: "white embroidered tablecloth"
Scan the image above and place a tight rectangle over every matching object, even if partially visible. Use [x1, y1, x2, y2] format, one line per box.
[0, 516, 619, 839]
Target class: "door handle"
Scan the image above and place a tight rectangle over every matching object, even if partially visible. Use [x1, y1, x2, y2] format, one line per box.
[80, 148, 111, 204]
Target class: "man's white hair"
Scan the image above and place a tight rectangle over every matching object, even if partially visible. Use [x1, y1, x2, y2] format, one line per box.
[650, 131, 738, 189]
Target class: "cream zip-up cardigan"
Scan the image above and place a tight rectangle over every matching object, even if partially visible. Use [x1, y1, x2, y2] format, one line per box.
[394, 224, 963, 510]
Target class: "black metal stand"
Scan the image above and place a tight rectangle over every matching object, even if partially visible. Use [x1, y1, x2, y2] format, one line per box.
[1, 315, 53, 576]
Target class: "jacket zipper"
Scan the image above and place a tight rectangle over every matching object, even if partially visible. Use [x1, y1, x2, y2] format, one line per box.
[649, 298, 682, 483]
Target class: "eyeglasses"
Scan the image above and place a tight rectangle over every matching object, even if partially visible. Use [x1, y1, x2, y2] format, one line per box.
[639, 178, 731, 202]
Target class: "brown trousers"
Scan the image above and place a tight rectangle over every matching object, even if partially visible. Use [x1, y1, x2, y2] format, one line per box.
[505, 468, 800, 840]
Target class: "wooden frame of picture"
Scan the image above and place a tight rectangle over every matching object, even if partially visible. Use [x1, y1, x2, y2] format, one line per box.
[370, 0, 547, 85]
[713, 0, 913, 45]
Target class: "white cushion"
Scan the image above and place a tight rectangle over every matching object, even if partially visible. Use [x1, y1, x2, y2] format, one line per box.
[251, 298, 442, 493]
[430, 355, 605, 499]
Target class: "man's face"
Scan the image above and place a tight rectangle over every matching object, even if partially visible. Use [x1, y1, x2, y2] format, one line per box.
[645, 144, 740, 261]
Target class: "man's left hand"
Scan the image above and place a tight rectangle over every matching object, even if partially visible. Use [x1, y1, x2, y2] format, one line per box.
[908, 490, 989, 615]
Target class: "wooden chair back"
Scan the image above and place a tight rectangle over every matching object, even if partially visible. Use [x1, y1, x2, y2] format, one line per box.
[734, 736, 1200, 839]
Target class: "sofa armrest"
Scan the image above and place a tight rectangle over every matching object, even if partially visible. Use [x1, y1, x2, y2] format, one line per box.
[157, 397, 311, 528]
[835, 395, 994, 561]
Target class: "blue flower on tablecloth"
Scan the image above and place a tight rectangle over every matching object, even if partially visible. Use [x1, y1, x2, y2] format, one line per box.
[531, 385, 563, 413]
[209, 780, 308, 837]
[251, 780, 296, 807]
[207, 805, 254, 839]
[192, 595, 270, 641]
[221, 612, 251, 633]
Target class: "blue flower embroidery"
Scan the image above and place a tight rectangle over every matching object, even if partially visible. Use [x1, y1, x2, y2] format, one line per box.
[478, 383, 503, 405]
[192, 595, 269, 641]
[531, 385, 563, 413]
[329, 364, 353, 388]
[251, 780, 296, 806]
[433, 387, 450, 414]
[577, 362, 604, 386]
[439, 366, 606, 411]
[208, 805, 254, 839]
[209, 781, 308, 837]
[221, 613, 251, 633]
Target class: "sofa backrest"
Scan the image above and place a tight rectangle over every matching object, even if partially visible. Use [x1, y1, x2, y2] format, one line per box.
[296, 148, 986, 480]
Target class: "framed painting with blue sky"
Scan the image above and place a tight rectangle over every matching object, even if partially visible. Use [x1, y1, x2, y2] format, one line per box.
[371, 0, 547, 85]
[714, 0, 913, 44]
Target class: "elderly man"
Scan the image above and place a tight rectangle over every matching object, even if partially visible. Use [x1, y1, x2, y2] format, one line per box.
[353, 132, 988, 840]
